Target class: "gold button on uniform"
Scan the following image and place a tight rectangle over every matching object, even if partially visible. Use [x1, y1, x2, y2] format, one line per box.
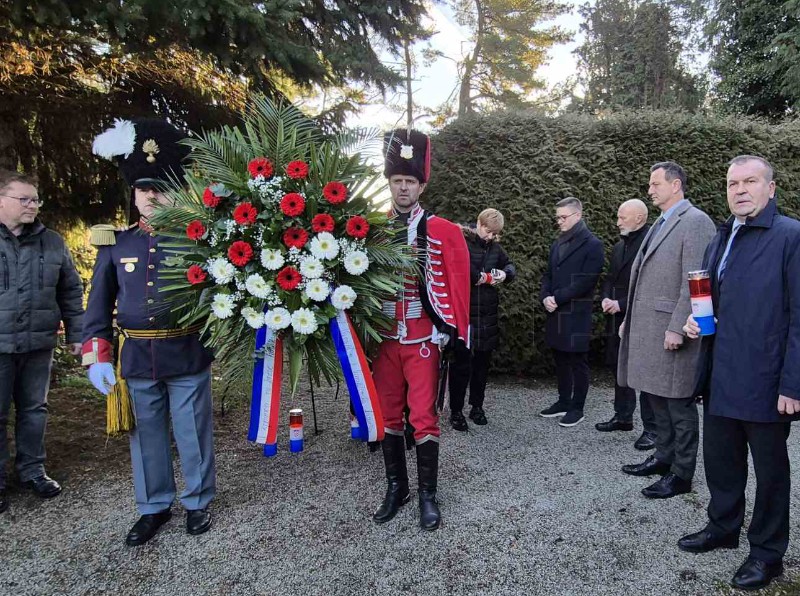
[149, 248, 156, 253]
[148, 316, 155, 322]
[147, 299, 154, 304]
[147, 281, 154, 287]
[148, 264, 155, 270]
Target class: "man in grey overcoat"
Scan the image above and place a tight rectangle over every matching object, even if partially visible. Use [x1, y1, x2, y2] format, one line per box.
[618, 161, 716, 499]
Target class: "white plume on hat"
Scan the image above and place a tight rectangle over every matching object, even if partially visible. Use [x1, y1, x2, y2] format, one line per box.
[92, 119, 137, 160]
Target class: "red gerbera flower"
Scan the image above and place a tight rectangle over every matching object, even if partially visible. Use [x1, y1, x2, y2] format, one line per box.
[323, 181, 348, 205]
[286, 160, 309, 180]
[186, 265, 207, 284]
[282, 227, 309, 249]
[202, 187, 221, 208]
[248, 157, 274, 179]
[346, 215, 370, 239]
[311, 213, 335, 233]
[233, 202, 258, 226]
[276, 266, 301, 291]
[186, 220, 206, 241]
[280, 193, 306, 217]
[228, 241, 254, 267]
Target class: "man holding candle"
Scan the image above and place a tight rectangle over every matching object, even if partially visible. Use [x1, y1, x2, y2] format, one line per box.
[679, 155, 800, 591]
[617, 162, 715, 498]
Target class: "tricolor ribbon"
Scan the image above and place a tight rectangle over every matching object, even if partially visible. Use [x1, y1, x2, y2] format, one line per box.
[330, 310, 385, 443]
[248, 310, 384, 455]
[248, 324, 283, 457]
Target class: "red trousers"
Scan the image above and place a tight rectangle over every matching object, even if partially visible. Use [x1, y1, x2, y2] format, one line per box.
[373, 339, 440, 442]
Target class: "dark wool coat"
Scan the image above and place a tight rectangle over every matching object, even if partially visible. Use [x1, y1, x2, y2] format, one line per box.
[462, 226, 516, 351]
[694, 200, 800, 423]
[601, 225, 649, 365]
[540, 222, 604, 353]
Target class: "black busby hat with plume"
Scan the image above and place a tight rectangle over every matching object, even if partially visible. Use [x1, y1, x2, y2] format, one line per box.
[383, 128, 431, 183]
[92, 118, 190, 188]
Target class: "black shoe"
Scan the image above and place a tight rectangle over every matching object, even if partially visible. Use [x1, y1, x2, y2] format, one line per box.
[186, 509, 213, 535]
[642, 472, 691, 499]
[22, 475, 62, 499]
[468, 407, 488, 425]
[595, 417, 634, 432]
[416, 441, 441, 531]
[450, 411, 469, 432]
[678, 529, 739, 553]
[0, 489, 7, 514]
[621, 455, 671, 477]
[540, 401, 569, 418]
[125, 510, 172, 546]
[634, 431, 657, 451]
[373, 434, 410, 524]
[731, 557, 783, 591]
[558, 410, 585, 427]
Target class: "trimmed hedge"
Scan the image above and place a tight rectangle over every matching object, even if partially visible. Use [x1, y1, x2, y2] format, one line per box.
[425, 110, 800, 374]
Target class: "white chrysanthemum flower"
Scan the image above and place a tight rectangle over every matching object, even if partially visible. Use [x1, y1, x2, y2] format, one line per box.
[343, 250, 369, 275]
[245, 273, 271, 299]
[309, 232, 340, 260]
[291, 307, 318, 335]
[241, 306, 265, 329]
[299, 256, 324, 279]
[211, 293, 235, 319]
[331, 285, 357, 310]
[304, 279, 330, 302]
[260, 249, 285, 270]
[265, 307, 291, 330]
[208, 257, 235, 284]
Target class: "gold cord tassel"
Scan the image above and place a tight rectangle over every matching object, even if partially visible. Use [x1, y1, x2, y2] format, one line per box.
[106, 335, 135, 436]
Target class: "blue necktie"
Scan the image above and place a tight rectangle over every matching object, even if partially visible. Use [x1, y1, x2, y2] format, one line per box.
[717, 223, 742, 281]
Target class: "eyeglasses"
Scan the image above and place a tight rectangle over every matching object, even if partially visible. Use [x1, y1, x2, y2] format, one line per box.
[555, 212, 578, 223]
[0, 194, 43, 207]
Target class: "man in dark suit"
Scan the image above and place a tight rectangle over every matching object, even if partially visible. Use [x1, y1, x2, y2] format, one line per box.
[595, 199, 657, 450]
[679, 155, 800, 591]
[539, 197, 604, 427]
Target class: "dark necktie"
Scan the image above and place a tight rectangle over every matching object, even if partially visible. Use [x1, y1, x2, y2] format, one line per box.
[642, 217, 665, 255]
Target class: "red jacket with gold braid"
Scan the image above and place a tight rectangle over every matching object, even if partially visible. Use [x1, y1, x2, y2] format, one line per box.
[381, 204, 471, 347]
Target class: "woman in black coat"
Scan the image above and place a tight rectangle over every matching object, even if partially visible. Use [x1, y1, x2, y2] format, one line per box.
[448, 209, 516, 431]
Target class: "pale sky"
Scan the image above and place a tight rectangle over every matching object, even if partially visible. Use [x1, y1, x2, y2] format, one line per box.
[352, 0, 585, 132]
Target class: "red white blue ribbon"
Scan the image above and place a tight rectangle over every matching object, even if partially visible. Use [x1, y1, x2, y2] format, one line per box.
[248, 324, 283, 457]
[330, 310, 385, 442]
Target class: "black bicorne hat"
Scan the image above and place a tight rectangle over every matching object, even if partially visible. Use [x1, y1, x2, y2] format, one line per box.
[383, 128, 431, 183]
[92, 118, 190, 188]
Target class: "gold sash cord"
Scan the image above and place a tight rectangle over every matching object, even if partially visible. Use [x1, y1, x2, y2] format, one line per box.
[107, 324, 204, 436]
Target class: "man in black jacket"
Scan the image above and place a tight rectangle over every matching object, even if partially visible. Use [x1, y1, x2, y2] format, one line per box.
[596, 199, 657, 449]
[540, 197, 604, 427]
[0, 169, 84, 515]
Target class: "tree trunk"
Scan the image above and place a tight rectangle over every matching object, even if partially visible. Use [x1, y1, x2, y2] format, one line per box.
[404, 38, 413, 129]
[458, 0, 484, 118]
[0, 110, 17, 170]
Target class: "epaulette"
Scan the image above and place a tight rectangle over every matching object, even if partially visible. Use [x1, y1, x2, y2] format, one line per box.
[90, 224, 118, 246]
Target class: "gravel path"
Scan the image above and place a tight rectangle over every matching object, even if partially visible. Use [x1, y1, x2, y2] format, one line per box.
[2, 374, 799, 596]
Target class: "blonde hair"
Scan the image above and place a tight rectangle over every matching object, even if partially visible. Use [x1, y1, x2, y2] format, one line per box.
[478, 208, 505, 235]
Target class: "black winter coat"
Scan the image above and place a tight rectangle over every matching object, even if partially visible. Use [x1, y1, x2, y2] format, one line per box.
[0, 220, 84, 353]
[463, 227, 516, 351]
[601, 225, 649, 365]
[540, 222, 604, 353]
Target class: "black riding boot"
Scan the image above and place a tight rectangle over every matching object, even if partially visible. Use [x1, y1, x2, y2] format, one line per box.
[416, 440, 441, 531]
[373, 434, 410, 523]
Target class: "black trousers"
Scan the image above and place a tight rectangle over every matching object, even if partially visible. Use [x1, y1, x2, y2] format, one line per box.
[553, 349, 589, 412]
[612, 368, 656, 432]
[704, 411, 791, 564]
[645, 392, 698, 481]
[448, 344, 492, 414]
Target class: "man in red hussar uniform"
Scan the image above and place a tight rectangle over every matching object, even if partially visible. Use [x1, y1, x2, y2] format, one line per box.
[371, 129, 471, 531]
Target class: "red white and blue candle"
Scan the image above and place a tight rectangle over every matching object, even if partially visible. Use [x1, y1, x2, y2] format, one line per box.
[688, 270, 715, 336]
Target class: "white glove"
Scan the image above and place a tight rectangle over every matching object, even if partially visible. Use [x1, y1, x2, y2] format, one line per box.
[88, 362, 117, 395]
